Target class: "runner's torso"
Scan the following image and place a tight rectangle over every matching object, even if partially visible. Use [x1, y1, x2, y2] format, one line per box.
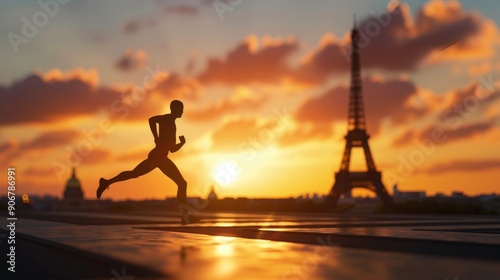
[152, 115, 176, 156]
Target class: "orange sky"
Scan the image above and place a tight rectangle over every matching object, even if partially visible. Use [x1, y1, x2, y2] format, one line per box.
[1, 0, 499, 200]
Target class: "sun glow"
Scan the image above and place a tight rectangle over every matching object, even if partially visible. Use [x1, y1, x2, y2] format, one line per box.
[212, 160, 241, 188]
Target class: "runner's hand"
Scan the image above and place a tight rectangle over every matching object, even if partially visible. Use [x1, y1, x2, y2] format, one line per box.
[179, 135, 186, 144]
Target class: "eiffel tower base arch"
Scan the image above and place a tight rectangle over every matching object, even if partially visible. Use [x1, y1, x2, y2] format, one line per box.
[327, 171, 393, 211]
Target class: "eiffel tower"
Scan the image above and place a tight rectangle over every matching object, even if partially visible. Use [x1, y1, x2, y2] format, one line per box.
[326, 17, 393, 210]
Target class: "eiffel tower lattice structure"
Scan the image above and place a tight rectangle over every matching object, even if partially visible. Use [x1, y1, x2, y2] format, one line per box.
[326, 18, 393, 210]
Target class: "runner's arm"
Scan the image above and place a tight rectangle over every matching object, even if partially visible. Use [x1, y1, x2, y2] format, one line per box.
[170, 136, 185, 153]
[149, 116, 160, 143]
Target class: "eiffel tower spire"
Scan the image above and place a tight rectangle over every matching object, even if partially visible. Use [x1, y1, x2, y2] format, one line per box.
[348, 14, 366, 131]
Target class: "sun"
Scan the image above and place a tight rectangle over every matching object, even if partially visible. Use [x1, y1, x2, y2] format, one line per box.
[212, 160, 241, 188]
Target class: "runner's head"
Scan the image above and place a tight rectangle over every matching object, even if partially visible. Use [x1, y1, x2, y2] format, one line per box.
[170, 100, 184, 118]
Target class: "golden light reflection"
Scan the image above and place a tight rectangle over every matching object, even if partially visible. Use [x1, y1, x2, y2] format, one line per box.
[253, 239, 289, 250]
[215, 243, 233, 257]
[215, 259, 235, 277]
[213, 222, 237, 227]
[213, 236, 236, 243]
[213, 236, 236, 256]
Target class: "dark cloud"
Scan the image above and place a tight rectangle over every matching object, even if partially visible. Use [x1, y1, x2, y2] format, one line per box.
[165, 5, 198, 16]
[123, 20, 142, 34]
[122, 3, 200, 34]
[0, 74, 118, 126]
[440, 83, 499, 122]
[393, 121, 497, 147]
[24, 130, 80, 150]
[392, 81, 499, 147]
[0, 70, 199, 126]
[198, 36, 299, 85]
[295, 76, 422, 135]
[423, 159, 500, 175]
[0, 140, 16, 154]
[0, 130, 80, 166]
[294, 2, 491, 84]
[21, 130, 78, 152]
[152, 73, 200, 100]
[427, 122, 494, 142]
[197, 2, 494, 86]
[115, 50, 148, 71]
[80, 148, 112, 165]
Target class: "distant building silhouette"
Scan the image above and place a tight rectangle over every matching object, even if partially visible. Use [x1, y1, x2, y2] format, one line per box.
[52, 167, 109, 211]
[452, 191, 467, 199]
[64, 168, 84, 205]
[208, 185, 218, 201]
[392, 184, 426, 202]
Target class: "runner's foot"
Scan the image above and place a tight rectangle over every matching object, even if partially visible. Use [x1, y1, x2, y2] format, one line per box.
[96, 178, 109, 199]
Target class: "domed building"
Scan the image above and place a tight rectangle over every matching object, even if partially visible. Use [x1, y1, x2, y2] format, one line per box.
[51, 167, 111, 212]
[52, 167, 87, 211]
[208, 185, 218, 201]
[64, 168, 84, 205]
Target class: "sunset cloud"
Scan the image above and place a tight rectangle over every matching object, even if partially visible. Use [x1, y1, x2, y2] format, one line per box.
[422, 159, 500, 175]
[0, 73, 120, 126]
[196, 1, 498, 87]
[198, 35, 299, 85]
[0, 69, 199, 126]
[39, 68, 99, 88]
[295, 76, 423, 136]
[79, 147, 112, 165]
[392, 81, 499, 147]
[440, 82, 499, 121]
[424, 1, 500, 62]
[0, 129, 79, 165]
[393, 121, 497, 147]
[187, 87, 267, 121]
[23, 166, 55, 177]
[294, 1, 498, 84]
[22, 130, 80, 151]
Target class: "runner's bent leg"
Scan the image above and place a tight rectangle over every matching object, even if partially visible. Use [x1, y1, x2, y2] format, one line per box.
[157, 158, 187, 205]
[158, 157, 201, 224]
[107, 158, 156, 185]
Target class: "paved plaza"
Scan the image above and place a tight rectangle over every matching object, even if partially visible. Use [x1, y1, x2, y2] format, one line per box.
[1, 211, 500, 279]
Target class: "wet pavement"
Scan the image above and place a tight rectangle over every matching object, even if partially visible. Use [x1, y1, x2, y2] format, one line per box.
[1, 211, 500, 279]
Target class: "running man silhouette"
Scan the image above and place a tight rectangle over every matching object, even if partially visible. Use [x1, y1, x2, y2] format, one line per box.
[96, 100, 201, 224]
